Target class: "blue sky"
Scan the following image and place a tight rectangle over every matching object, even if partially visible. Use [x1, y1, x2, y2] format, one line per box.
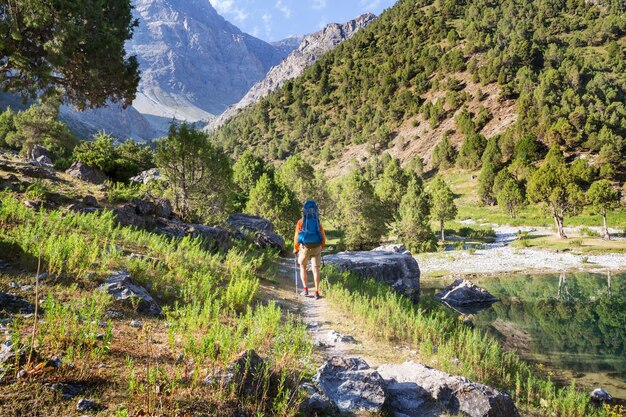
[209, 0, 398, 42]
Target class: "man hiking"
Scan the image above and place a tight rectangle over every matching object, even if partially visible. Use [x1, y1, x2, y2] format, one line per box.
[294, 200, 326, 300]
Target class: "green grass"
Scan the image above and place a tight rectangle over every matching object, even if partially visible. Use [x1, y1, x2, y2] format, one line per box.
[436, 169, 626, 229]
[0, 191, 312, 415]
[322, 267, 614, 417]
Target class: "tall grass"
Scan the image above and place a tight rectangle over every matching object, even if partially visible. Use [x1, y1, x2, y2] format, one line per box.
[0, 191, 311, 415]
[323, 267, 609, 417]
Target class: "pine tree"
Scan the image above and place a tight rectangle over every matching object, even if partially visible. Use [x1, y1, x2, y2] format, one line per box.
[496, 179, 525, 218]
[336, 170, 386, 250]
[398, 175, 436, 252]
[527, 146, 584, 238]
[431, 135, 457, 170]
[246, 173, 300, 238]
[428, 176, 457, 241]
[478, 162, 497, 206]
[374, 157, 408, 221]
[587, 180, 620, 240]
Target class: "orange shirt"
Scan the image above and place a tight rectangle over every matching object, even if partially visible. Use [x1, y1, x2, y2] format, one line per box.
[293, 218, 326, 252]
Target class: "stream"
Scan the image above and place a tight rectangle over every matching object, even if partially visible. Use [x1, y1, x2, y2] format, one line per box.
[422, 271, 626, 401]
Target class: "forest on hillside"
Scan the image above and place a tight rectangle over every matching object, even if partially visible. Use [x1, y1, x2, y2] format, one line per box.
[210, 0, 625, 177]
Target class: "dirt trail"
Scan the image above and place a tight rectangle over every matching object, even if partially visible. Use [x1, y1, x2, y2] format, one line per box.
[260, 257, 409, 368]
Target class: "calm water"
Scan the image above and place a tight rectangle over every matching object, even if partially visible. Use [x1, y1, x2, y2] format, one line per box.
[422, 272, 626, 400]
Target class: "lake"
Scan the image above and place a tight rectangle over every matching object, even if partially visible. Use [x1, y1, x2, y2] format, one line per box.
[422, 272, 626, 401]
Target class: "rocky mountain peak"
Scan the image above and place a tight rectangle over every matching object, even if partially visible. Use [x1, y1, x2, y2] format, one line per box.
[208, 13, 377, 130]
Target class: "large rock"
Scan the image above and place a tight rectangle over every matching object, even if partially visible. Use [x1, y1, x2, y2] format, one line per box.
[324, 249, 421, 302]
[227, 213, 286, 253]
[435, 279, 499, 306]
[377, 362, 519, 417]
[114, 204, 148, 228]
[313, 357, 387, 414]
[65, 162, 107, 184]
[99, 270, 162, 316]
[187, 224, 231, 251]
[29, 145, 50, 160]
[130, 168, 161, 185]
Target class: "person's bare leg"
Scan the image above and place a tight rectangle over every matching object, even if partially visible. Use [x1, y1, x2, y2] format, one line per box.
[312, 265, 321, 294]
[300, 263, 308, 289]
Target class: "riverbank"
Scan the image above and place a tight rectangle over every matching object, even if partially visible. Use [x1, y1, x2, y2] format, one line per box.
[417, 226, 626, 277]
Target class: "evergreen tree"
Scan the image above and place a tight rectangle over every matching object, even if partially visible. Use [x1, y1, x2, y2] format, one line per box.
[155, 124, 233, 222]
[527, 146, 584, 238]
[398, 175, 436, 252]
[0, 0, 139, 108]
[428, 176, 457, 241]
[278, 154, 315, 202]
[587, 180, 620, 240]
[481, 136, 503, 169]
[0, 107, 16, 148]
[336, 170, 386, 250]
[5, 100, 76, 157]
[374, 157, 408, 221]
[233, 151, 273, 196]
[456, 133, 487, 170]
[431, 135, 457, 170]
[478, 162, 497, 205]
[496, 179, 526, 218]
[246, 173, 300, 238]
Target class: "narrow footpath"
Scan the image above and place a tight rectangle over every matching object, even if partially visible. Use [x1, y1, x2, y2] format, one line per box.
[260, 257, 410, 368]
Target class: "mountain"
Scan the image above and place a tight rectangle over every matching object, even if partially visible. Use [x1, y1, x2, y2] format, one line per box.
[209, 13, 376, 130]
[209, 0, 626, 178]
[272, 35, 306, 56]
[61, 0, 298, 140]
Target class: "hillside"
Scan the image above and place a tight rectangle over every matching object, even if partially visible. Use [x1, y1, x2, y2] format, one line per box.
[209, 13, 376, 130]
[209, 0, 626, 177]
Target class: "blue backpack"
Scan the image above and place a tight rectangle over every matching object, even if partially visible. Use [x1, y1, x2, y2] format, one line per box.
[298, 200, 323, 248]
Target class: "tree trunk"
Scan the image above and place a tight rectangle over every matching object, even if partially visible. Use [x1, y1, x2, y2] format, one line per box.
[440, 219, 445, 241]
[602, 214, 610, 240]
[553, 212, 566, 239]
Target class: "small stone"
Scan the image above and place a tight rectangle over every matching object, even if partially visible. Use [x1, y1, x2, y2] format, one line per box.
[20, 285, 32, 291]
[9, 282, 18, 289]
[590, 388, 612, 403]
[83, 195, 98, 207]
[23, 313, 33, 319]
[76, 398, 98, 412]
[129, 320, 142, 328]
[17, 370, 26, 378]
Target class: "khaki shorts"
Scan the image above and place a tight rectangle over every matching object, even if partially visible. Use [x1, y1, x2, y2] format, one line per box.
[298, 245, 322, 267]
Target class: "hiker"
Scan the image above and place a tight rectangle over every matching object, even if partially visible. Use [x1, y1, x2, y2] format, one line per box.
[294, 200, 326, 300]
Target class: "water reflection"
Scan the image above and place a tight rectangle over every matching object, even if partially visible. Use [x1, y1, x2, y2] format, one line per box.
[423, 271, 626, 400]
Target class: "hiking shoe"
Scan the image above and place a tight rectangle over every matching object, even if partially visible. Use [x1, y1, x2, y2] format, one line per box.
[301, 289, 309, 296]
[314, 292, 320, 300]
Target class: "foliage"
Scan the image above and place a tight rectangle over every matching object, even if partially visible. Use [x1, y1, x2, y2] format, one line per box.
[428, 176, 457, 241]
[155, 123, 233, 223]
[4, 100, 76, 157]
[245, 173, 300, 238]
[456, 133, 487, 170]
[0, 0, 139, 109]
[481, 136, 502, 169]
[496, 178, 526, 218]
[0, 107, 16, 147]
[374, 157, 408, 221]
[477, 162, 497, 206]
[513, 135, 542, 165]
[527, 146, 585, 237]
[587, 180, 620, 238]
[398, 175, 436, 252]
[73, 133, 154, 182]
[570, 158, 596, 186]
[335, 170, 386, 250]
[233, 151, 273, 197]
[431, 134, 457, 170]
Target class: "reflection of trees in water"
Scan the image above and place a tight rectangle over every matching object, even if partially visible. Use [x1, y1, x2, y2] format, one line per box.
[472, 272, 625, 374]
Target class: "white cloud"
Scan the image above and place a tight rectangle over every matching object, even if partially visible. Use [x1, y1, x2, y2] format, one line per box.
[311, 0, 326, 10]
[275, 0, 292, 19]
[210, 0, 235, 14]
[233, 8, 249, 23]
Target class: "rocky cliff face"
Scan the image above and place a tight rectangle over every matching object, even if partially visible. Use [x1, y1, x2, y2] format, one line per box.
[208, 13, 376, 130]
[61, 0, 297, 140]
[130, 0, 291, 121]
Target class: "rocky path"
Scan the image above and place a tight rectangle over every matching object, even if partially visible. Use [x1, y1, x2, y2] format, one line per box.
[262, 257, 407, 368]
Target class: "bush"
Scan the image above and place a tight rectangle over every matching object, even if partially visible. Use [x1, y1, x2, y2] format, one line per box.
[73, 133, 154, 182]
